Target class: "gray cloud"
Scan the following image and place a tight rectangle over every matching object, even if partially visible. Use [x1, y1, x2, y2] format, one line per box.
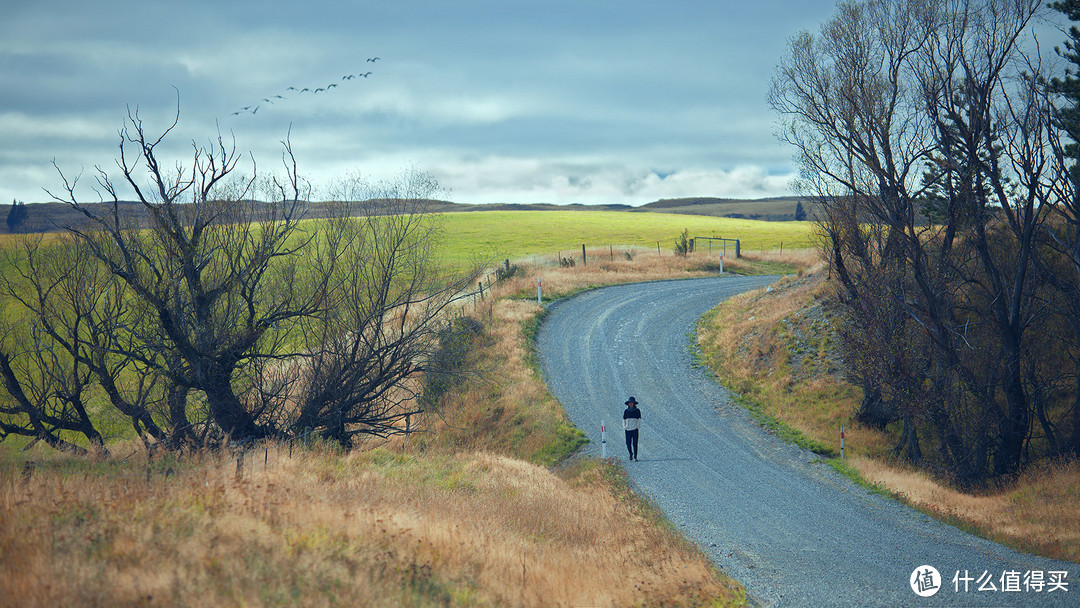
[2, 0, 838, 205]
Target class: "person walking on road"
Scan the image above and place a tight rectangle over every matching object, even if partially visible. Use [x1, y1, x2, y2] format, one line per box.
[623, 396, 641, 461]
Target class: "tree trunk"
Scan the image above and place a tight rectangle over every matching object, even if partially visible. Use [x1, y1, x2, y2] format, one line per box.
[202, 367, 262, 440]
[894, 416, 922, 463]
[856, 384, 896, 429]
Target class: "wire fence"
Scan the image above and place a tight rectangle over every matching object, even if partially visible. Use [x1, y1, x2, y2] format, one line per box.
[7, 237, 747, 483]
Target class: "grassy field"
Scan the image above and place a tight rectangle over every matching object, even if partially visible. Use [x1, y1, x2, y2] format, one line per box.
[435, 210, 817, 267]
[19, 208, 1071, 602]
[1, 224, 801, 607]
[0, 206, 816, 268]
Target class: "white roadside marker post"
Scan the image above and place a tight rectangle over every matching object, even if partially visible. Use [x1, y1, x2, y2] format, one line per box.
[601, 421, 607, 459]
[537, 277, 542, 304]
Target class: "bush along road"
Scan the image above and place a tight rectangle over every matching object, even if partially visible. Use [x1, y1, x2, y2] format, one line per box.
[537, 275, 1077, 607]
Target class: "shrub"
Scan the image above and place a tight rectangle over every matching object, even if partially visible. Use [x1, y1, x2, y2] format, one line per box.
[495, 259, 522, 280]
[673, 229, 690, 257]
[421, 316, 485, 411]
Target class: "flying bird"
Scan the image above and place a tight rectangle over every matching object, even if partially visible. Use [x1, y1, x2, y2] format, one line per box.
[227, 57, 381, 120]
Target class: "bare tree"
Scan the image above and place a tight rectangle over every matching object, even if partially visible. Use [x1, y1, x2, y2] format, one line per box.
[0, 234, 150, 453]
[771, 0, 1060, 482]
[43, 106, 326, 443]
[0, 103, 476, 452]
[1046, 0, 1080, 457]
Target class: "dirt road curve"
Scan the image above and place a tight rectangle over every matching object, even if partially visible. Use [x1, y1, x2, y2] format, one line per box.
[536, 276, 1076, 607]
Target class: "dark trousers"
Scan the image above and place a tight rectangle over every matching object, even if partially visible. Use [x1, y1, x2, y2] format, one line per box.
[625, 429, 638, 459]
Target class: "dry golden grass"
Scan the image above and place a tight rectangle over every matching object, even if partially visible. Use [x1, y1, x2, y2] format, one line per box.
[697, 259, 886, 457]
[416, 248, 805, 462]
[1, 444, 743, 607]
[494, 246, 754, 301]
[424, 248, 804, 462]
[852, 457, 1080, 563]
[416, 296, 580, 463]
[697, 257, 1080, 563]
[0, 250, 775, 608]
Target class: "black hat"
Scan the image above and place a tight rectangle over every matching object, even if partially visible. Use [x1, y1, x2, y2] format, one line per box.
[625, 396, 638, 405]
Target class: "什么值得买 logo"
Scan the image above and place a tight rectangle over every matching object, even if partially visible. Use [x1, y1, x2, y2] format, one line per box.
[910, 565, 941, 597]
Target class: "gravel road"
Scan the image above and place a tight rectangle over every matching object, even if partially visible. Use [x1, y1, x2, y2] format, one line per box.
[536, 276, 1077, 607]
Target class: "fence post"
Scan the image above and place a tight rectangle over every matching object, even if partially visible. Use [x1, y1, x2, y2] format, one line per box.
[736, 239, 741, 258]
[601, 421, 607, 458]
[657, 241, 661, 256]
[235, 451, 244, 481]
[582, 244, 586, 266]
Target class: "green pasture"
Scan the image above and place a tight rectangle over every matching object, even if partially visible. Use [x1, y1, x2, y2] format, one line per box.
[0, 209, 817, 270]
[433, 210, 816, 266]
[0, 209, 814, 450]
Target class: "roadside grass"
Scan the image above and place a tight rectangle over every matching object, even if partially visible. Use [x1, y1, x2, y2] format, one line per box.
[416, 248, 805, 464]
[697, 265, 882, 459]
[696, 260, 1080, 564]
[1, 243, 789, 607]
[0, 444, 744, 607]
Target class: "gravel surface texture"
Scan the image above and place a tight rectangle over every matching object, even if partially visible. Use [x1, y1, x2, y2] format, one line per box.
[536, 275, 1077, 607]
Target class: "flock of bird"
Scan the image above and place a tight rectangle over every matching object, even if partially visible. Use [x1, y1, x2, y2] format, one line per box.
[230, 57, 381, 116]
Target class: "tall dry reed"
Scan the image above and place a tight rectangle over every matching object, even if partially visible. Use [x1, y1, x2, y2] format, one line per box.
[0, 445, 744, 607]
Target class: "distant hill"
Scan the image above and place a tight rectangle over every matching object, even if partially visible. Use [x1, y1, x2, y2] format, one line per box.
[637, 197, 813, 221]
[5, 197, 812, 235]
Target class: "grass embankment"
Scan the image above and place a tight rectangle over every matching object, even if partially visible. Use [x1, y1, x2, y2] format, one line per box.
[1, 446, 740, 607]
[696, 258, 1080, 564]
[2, 238, 790, 607]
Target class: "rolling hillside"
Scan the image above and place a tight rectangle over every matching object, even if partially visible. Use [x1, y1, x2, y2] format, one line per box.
[5, 196, 813, 234]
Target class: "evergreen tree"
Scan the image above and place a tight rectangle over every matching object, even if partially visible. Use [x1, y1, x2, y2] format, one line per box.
[5, 199, 27, 233]
[794, 201, 806, 221]
[1050, 0, 1080, 182]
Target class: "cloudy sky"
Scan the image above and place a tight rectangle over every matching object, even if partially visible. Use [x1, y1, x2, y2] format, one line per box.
[3, 0, 849, 206]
